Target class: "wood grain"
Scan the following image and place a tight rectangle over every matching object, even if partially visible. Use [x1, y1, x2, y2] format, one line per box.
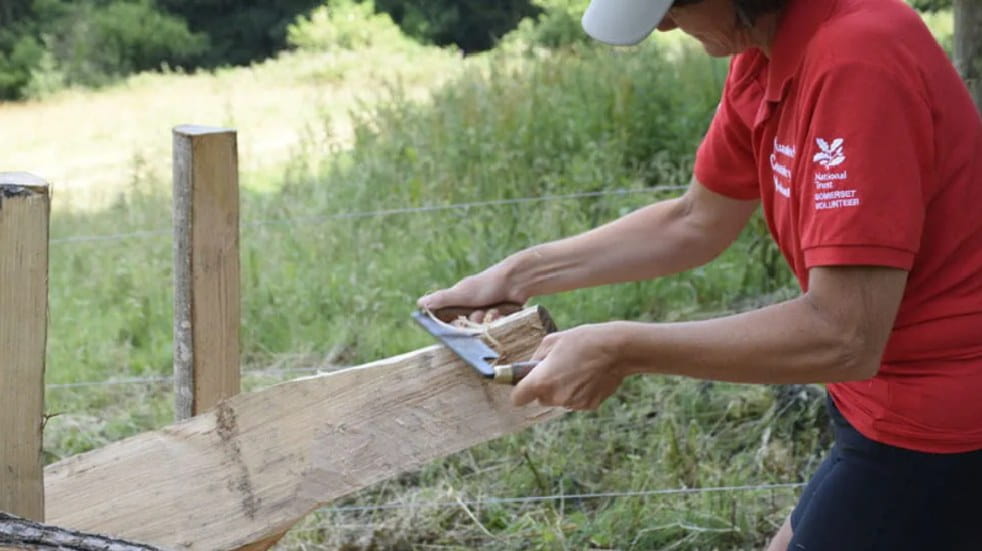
[45, 307, 563, 550]
[0, 174, 49, 522]
[172, 126, 241, 419]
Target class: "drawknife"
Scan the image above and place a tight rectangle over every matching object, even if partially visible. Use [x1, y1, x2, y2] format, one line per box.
[411, 305, 539, 384]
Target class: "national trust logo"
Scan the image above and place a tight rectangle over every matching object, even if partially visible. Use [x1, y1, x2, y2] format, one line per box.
[813, 138, 846, 168]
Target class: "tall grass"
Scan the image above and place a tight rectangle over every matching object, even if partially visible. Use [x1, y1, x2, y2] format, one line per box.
[39, 35, 816, 549]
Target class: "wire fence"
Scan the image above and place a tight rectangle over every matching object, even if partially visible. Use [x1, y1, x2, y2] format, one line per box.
[49, 186, 691, 245]
[40, 181, 813, 541]
[313, 482, 806, 516]
[45, 183, 695, 392]
[43, 304, 770, 392]
[45, 366, 325, 390]
[45, 305, 758, 392]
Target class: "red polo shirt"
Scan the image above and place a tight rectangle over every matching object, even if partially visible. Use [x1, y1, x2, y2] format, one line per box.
[695, 0, 982, 452]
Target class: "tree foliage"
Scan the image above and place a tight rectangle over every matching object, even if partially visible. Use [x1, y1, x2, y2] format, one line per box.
[287, 0, 413, 51]
[154, 0, 323, 67]
[49, 0, 207, 86]
[909, 0, 952, 12]
[0, 0, 205, 99]
[373, 0, 539, 52]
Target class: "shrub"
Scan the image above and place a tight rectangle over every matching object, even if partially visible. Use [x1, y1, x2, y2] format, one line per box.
[0, 34, 44, 99]
[24, 42, 67, 100]
[45, 0, 208, 88]
[503, 0, 592, 51]
[287, 0, 413, 52]
[0, 0, 209, 97]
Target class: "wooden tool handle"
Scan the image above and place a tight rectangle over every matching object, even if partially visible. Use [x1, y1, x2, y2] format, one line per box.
[492, 361, 538, 385]
[431, 302, 524, 323]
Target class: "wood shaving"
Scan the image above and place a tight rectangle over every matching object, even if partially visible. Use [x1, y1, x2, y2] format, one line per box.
[420, 307, 504, 363]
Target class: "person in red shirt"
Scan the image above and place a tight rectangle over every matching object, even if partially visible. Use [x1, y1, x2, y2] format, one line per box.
[419, 0, 982, 548]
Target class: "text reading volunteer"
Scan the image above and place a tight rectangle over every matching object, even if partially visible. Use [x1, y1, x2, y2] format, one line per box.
[419, 0, 982, 548]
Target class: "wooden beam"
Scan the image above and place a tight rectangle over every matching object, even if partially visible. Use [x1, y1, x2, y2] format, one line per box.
[45, 307, 563, 550]
[0, 512, 161, 551]
[0, 174, 49, 522]
[172, 126, 241, 419]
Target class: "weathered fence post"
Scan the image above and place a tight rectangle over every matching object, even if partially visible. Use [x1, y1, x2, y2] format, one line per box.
[955, 0, 982, 111]
[172, 126, 241, 420]
[0, 173, 49, 521]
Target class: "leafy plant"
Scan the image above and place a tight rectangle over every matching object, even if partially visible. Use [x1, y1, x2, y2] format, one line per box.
[0, 33, 44, 99]
[502, 0, 592, 51]
[287, 0, 413, 52]
[45, 0, 207, 87]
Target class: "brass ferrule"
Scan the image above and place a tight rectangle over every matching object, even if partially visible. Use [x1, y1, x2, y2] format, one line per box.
[492, 365, 515, 384]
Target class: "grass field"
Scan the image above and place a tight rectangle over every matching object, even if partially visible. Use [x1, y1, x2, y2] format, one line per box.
[1, 43, 462, 211]
[5, 8, 955, 549]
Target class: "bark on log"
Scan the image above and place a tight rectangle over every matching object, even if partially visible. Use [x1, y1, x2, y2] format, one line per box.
[45, 307, 562, 550]
[0, 512, 162, 550]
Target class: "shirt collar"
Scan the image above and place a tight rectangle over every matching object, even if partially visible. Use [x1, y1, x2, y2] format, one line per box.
[764, 0, 837, 102]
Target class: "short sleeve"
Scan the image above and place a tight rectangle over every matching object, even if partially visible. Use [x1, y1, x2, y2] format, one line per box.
[797, 63, 929, 270]
[694, 56, 763, 200]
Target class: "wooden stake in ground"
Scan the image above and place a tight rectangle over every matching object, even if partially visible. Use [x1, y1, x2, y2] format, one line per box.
[0, 173, 49, 522]
[173, 125, 241, 420]
[45, 307, 563, 550]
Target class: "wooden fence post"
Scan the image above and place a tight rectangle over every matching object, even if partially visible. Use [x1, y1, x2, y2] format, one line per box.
[172, 126, 241, 420]
[0, 173, 49, 521]
[955, 0, 982, 111]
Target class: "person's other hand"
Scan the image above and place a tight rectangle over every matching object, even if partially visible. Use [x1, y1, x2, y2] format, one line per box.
[417, 265, 526, 324]
[512, 323, 631, 410]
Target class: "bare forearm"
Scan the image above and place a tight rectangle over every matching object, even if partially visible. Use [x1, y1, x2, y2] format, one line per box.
[614, 297, 875, 384]
[504, 197, 727, 299]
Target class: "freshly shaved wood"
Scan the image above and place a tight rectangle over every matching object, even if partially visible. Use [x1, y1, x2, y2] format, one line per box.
[45, 307, 563, 550]
[0, 512, 162, 551]
[235, 532, 285, 551]
[173, 126, 241, 419]
[0, 174, 49, 522]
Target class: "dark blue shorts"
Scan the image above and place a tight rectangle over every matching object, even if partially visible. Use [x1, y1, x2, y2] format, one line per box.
[789, 395, 982, 550]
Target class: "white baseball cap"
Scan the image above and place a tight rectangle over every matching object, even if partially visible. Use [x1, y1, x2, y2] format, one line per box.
[581, 0, 675, 46]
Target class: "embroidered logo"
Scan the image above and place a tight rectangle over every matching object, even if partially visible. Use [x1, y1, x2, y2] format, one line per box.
[773, 139, 796, 159]
[813, 138, 845, 168]
[773, 176, 791, 198]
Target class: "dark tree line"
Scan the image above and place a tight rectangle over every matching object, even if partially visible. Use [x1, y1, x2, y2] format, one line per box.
[375, 0, 538, 52]
[154, 0, 324, 67]
[0, 0, 540, 100]
[1, 1, 977, 106]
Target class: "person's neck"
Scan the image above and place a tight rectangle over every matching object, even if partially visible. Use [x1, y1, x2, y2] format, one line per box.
[751, 11, 782, 58]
